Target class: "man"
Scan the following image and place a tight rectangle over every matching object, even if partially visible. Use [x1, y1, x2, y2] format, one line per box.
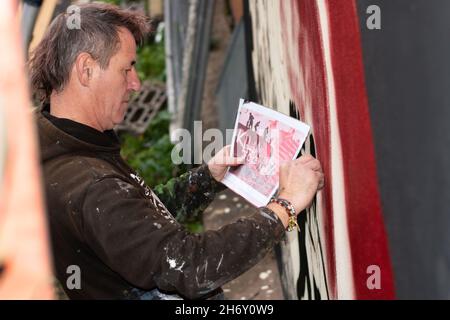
[29, 3, 324, 299]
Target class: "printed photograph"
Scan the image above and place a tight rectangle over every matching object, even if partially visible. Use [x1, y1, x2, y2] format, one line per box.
[222, 100, 310, 207]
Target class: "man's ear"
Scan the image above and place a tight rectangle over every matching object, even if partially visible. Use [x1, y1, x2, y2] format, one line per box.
[74, 52, 95, 87]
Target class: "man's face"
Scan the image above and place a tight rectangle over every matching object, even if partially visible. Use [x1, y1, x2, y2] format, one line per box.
[90, 27, 141, 131]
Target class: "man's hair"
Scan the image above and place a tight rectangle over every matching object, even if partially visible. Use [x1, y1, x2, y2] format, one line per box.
[28, 3, 150, 104]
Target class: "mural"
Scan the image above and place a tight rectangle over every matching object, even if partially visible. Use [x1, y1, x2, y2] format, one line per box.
[247, 0, 395, 299]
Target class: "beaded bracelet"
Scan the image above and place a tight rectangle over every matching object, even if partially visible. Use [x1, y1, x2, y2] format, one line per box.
[269, 197, 299, 232]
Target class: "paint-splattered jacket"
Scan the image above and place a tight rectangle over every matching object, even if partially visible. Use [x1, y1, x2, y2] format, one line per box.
[36, 110, 285, 300]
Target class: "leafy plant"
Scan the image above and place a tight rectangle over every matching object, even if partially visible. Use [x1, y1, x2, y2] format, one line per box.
[101, 0, 121, 6]
[119, 17, 203, 233]
[120, 111, 204, 233]
[136, 42, 166, 83]
[120, 110, 187, 187]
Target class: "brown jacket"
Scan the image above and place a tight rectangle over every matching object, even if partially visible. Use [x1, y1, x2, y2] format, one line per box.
[37, 110, 285, 299]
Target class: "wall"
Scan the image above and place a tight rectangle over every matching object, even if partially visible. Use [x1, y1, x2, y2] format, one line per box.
[247, 0, 394, 299]
[358, 0, 450, 299]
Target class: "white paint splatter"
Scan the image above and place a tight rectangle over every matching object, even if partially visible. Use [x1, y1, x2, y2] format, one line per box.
[167, 257, 185, 272]
[204, 259, 208, 277]
[216, 254, 224, 272]
[167, 258, 176, 269]
[153, 223, 162, 229]
[260, 210, 278, 223]
[174, 261, 185, 272]
[259, 270, 272, 280]
[116, 180, 133, 194]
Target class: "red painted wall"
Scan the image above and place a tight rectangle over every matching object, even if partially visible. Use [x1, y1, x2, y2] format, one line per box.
[251, 0, 394, 299]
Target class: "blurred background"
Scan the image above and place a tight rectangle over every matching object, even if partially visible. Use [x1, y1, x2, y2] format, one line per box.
[2, 0, 450, 300]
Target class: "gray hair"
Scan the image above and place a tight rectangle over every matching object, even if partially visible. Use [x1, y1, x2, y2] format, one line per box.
[28, 2, 151, 104]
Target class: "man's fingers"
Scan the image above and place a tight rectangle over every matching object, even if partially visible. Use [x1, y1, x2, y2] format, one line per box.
[304, 159, 322, 172]
[298, 154, 315, 163]
[217, 145, 247, 165]
[211, 154, 244, 166]
[316, 172, 325, 190]
[226, 156, 245, 166]
[222, 145, 232, 155]
[312, 162, 323, 173]
[297, 154, 320, 168]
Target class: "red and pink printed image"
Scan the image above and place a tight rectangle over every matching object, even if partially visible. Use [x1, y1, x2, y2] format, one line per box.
[222, 100, 310, 206]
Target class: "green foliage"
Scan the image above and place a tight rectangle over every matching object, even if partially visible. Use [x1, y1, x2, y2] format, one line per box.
[136, 41, 166, 83]
[101, 0, 121, 5]
[120, 110, 187, 187]
[119, 19, 203, 233]
[121, 25, 173, 187]
[184, 221, 204, 234]
[120, 111, 204, 234]
[120, 109, 207, 233]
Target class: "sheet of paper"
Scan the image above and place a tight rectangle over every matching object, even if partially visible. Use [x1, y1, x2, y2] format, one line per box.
[222, 99, 310, 207]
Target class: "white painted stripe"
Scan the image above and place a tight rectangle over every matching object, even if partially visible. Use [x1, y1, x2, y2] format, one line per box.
[316, 0, 355, 299]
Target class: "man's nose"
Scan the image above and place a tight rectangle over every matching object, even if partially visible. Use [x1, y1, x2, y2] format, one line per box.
[128, 68, 141, 92]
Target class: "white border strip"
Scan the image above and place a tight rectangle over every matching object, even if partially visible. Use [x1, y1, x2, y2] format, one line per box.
[316, 0, 355, 299]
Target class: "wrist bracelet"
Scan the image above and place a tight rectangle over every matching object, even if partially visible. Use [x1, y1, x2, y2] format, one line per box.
[269, 197, 299, 232]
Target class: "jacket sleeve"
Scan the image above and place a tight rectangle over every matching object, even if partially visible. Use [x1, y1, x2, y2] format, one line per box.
[81, 176, 285, 299]
[152, 164, 226, 222]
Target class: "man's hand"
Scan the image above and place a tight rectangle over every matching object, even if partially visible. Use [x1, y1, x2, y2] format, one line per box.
[278, 154, 324, 214]
[207, 145, 244, 182]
